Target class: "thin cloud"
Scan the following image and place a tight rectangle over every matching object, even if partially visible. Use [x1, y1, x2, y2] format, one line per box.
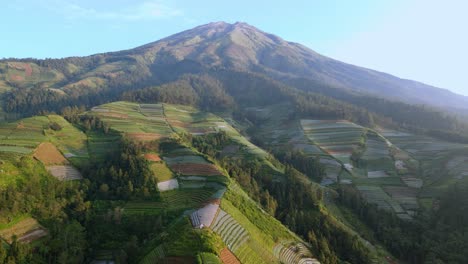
[46, 0, 183, 21]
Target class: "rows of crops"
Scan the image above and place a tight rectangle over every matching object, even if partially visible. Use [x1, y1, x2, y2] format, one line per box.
[211, 210, 249, 252]
[90, 102, 173, 138]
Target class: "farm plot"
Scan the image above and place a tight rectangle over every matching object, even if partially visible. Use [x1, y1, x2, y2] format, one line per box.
[144, 153, 161, 162]
[361, 132, 395, 174]
[0, 116, 49, 152]
[220, 248, 240, 264]
[164, 104, 227, 135]
[46, 165, 83, 181]
[0, 218, 47, 244]
[125, 188, 219, 215]
[211, 210, 249, 252]
[151, 162, 174, 182]
[87, 131, 120, 161]
[273, 242, 319, 264]
[383, 186, 419, 211]
[382, 129, 468, 184]
[164, 155, 209, 165]
[301, 119, 366, 165]
[45, 115, 89, 160]
[169, 163, 223, 176]
[34, 142, 68, 165]
[157, 179, 179, 191]
[355, 185, 405, 214]
[89, 102, 173, 139]
[164, 189, 215, 206]
[190, 202, 220, 229]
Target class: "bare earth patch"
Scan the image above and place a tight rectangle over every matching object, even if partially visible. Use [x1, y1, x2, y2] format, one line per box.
[220, 248, 241, 264]
[144, 153, 161, 162]
[34, 142, 68, 165]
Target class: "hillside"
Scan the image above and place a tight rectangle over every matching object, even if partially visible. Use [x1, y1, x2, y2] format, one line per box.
[1, 21, 468, 264]
[1, 22, 468, 116]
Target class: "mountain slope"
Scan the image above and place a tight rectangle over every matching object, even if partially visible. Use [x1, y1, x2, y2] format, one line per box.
[130, 21, 468, 110]
[1, 21, 467, 114]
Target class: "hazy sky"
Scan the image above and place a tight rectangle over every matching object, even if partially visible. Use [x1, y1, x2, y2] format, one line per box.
[1, 0, 467, 95]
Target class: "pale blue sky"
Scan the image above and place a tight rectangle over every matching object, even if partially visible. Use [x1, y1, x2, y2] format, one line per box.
[1, 0, 467, 95]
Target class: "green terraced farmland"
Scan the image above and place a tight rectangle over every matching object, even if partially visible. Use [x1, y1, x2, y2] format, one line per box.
[87, 131, 120, 161]
[124, 188, 217, 215]
[301, 119, 366, 164]
[89, 101, 173, 138]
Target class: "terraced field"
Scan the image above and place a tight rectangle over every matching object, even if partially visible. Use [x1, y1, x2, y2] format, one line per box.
[301, 119, 366, 166]
[273, 242, 319, 264]
[356, 185, 412, 219]
[164, 104, 226, 135]
[89, 102, 173, 139]
[140, 245, 165, 264]
[361, 131, 394, 175]
[381, 129, 468, 193]
[211, 210, 249, 252]
[124, 188, 217, 215]
[87, 131, 120, 161]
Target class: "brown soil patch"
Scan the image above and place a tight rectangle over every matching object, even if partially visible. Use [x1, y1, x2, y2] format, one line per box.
[144, 153, 161, 162]
[220, 248, 240, 264]
[10, 75, 24, 81]
[23, 64, 32, 77]
[34, 142, 68, 165]
[126, 133, 164, 141]
[169, 163, 223, 176]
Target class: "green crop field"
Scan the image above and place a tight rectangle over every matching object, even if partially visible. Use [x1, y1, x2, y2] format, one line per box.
[89, 101, 174, 138]
[150, 162, 174, 182]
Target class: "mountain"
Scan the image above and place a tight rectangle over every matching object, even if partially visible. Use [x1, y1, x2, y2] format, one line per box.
[129, 21, 468, 110]
[1, 21, 467, 114]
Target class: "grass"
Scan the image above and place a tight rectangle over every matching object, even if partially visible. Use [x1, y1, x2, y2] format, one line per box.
[151, 162, 174, 182]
